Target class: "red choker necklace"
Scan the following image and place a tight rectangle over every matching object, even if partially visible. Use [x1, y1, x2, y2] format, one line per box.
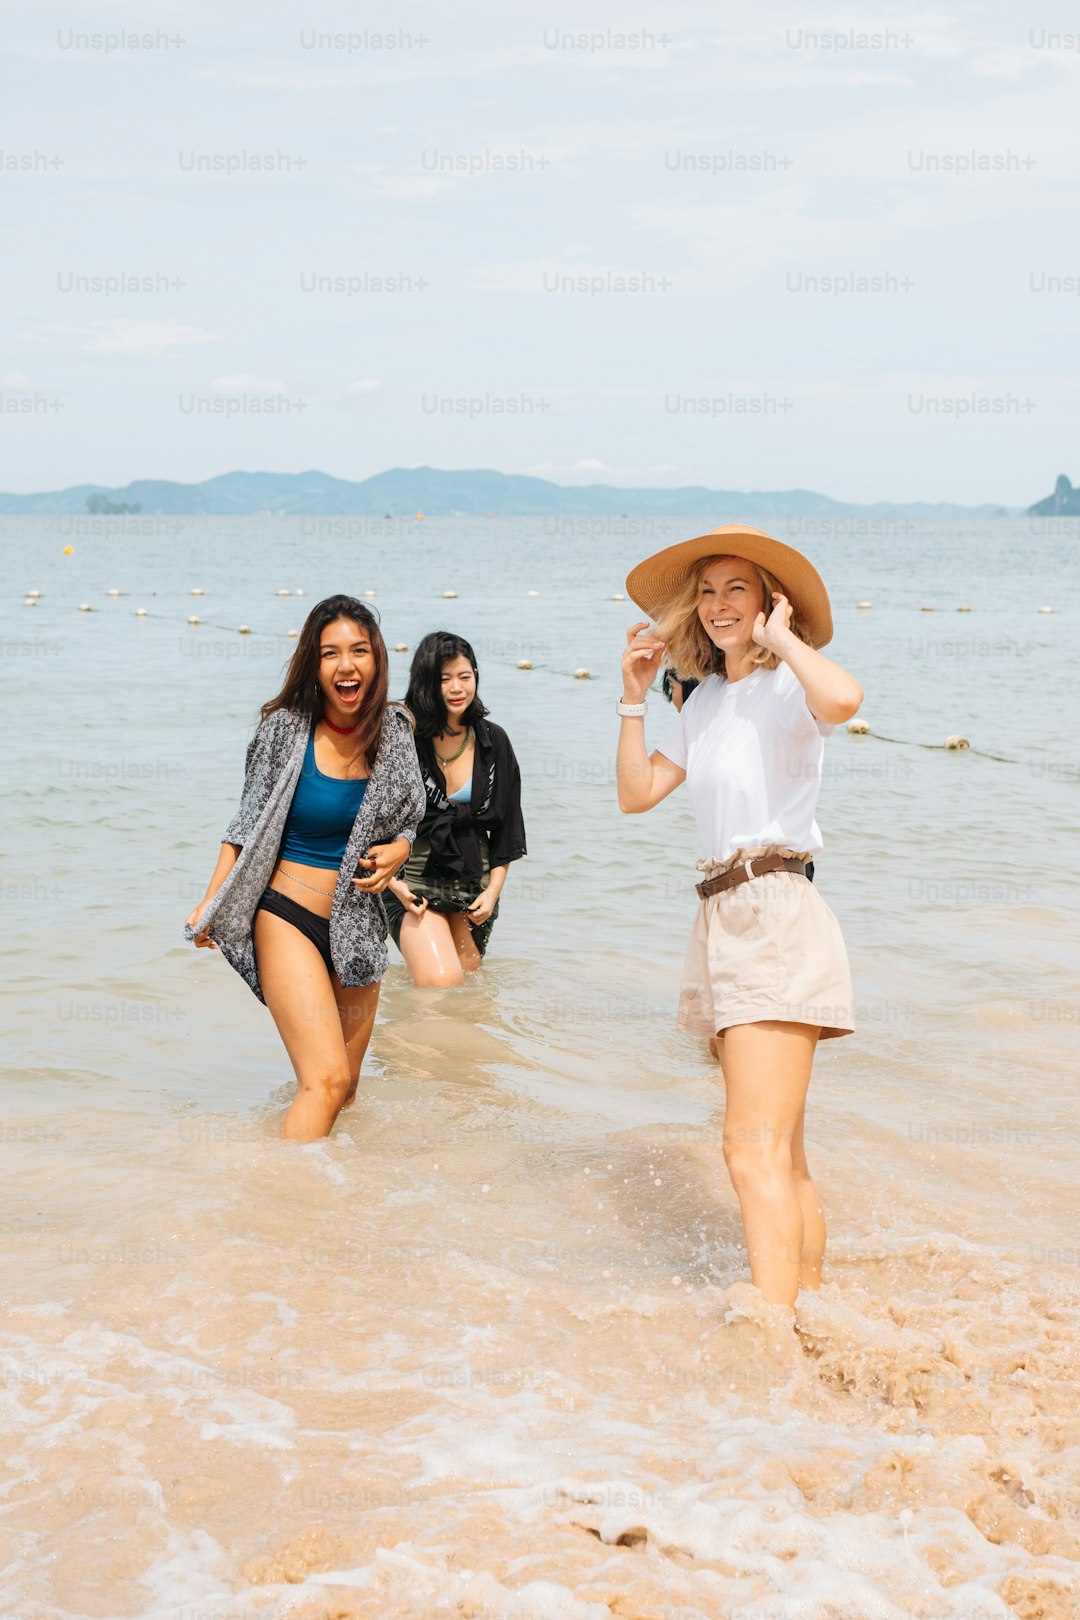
[324, 717, 360, 735]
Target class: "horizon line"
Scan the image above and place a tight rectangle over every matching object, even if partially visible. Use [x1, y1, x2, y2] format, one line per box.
[0, 462, 1022, 508]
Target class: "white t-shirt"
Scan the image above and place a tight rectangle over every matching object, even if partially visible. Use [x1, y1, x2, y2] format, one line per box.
[657, 663, 835, 863]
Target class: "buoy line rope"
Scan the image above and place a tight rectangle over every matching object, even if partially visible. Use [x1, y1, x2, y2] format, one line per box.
[25, 603, 1051, 769]
[848, 731, 1018, 765]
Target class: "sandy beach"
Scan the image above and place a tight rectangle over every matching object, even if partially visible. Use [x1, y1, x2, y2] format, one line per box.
[2, 513, 1078, 1619]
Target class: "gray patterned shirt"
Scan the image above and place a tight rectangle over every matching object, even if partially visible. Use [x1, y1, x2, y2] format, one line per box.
[184, 704, 425, 1001]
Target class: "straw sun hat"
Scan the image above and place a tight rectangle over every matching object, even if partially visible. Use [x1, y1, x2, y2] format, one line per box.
[625, 524, 833, 649]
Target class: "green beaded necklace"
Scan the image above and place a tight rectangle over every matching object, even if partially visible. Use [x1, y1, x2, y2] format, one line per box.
[433, 725, 471, 766]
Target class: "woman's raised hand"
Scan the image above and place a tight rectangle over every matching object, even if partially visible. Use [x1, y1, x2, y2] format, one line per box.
[620, 621, 666, 703]
[751, 591, 794, 654]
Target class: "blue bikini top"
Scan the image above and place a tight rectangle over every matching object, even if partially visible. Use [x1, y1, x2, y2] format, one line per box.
[279, 728, 368, 870]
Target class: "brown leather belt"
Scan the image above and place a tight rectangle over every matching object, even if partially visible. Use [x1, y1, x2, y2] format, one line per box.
[695, 855, 807, 901]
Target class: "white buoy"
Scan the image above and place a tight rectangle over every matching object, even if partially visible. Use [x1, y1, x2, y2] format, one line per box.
[79, 603, 92, 612]
[287, 628, 300, 638]
[527, 590, 540, 597]
[1039, 605, 1053, 614]
[24, 597, 36, 606]
[611, 593, 625, 602]
[364, 590, 376, 599]
[573, 667, 591, 680]
[517, 659, 532, 670]
[443, 589, 458, 599]
[238, 625, 251, 635]
[295, 589, 304, 596]
[26, 589, 41, 598]
[276, 588, 290, 596]
[847, 718, 870, 734]
[394, 642, 408, 653]
[945, 735, 969, 750]
[106, 588, 121, 597]
[191, 587, 203, 596]
[857, 601, 871, 610]
[135, 607, 147, 617]
[187, 615, 200, 625]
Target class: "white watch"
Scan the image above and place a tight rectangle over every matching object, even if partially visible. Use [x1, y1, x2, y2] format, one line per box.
[616, 699, 648, 717]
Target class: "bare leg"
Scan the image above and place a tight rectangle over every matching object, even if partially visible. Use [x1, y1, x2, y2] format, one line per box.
[334, 978, 381, 1110]
[396, 906, 465, 988]
[788, 1098, 826, 1290]
[254, 909, 355, 1142]
[717, 1020, 821, 1307]
[446, 912, 482, 973]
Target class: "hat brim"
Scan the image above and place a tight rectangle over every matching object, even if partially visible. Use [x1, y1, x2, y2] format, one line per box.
[625, 524, 833, 649]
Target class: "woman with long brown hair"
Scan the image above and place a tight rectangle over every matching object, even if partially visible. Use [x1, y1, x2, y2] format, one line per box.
[185, 595, 425, 1141]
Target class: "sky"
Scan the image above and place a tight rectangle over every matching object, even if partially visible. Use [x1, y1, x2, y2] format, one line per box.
[2, 0, 1079, 505]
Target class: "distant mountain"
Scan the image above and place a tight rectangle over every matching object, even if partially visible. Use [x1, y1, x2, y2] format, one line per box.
[0, 479, 209, 516]
[1028, 474, 1080, 517]
[0, 466, 1015, 518]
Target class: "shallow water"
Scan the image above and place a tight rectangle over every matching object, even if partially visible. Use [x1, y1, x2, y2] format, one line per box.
[2, 515, 1078, 1618]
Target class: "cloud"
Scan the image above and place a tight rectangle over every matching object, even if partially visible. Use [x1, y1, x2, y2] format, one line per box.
[211, 374, 287, 395]
[24, 320, 219, 355]
[195, 43, 552, 95]
[1, 371, 31, 387]
[365, 171, 462, 199]
[333, 379, 384, 412]
[520, 457, 685, 483]
[469, 258, 678, 294]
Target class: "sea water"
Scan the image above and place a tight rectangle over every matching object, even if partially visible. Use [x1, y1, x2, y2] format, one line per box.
[1, 514, 1078, 1618]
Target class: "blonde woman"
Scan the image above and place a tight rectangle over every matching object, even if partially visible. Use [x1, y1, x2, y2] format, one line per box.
[616, 526, 863, 1311]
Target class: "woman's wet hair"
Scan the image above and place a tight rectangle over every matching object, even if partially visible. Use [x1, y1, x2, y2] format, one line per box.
[261, 594, 392, 762]
[655, 555, 813, 682]
[404, 631, 490, 739]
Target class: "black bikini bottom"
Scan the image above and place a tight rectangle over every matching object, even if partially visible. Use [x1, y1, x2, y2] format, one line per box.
[255, 887, 334, 978]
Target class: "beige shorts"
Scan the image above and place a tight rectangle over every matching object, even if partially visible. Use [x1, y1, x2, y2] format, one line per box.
[677, 847, 855, 1042]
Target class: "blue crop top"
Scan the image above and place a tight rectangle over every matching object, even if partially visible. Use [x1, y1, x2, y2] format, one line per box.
[447, 780, 472, 804]
[279, 729, 368, 869]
